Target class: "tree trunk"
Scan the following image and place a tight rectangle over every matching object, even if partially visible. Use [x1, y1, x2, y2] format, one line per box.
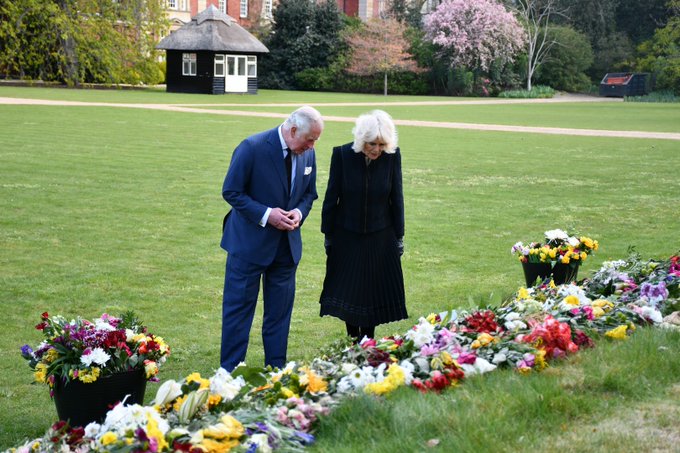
[383, 72, 388, 96]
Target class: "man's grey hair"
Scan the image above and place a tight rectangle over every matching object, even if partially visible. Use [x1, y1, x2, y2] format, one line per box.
[284, 105, 324, 134]
[352, 110, 398, 154]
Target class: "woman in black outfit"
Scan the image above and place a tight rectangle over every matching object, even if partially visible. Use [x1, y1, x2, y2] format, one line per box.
[319, 110, 408, 341]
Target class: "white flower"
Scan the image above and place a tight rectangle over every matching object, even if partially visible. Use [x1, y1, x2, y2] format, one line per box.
[248, 433, 273, 453]
[503, 312, 527, 331]
[405, 318, 435, 347]
[460, 357, 497, 376]
[398, 360, 415, 385]
[567, 236, 580, 247]
[340, 363, 358, 374]
[209, 368, 246, 401]
[99, 403, 169, 435]
[639, 306, 663, 324]
[80, 347, 110, 367]
[544, 229, 569, 242]
[94, 319, 116, 332]
[154, 379, 183, 406]
[492, 352, 507, 364]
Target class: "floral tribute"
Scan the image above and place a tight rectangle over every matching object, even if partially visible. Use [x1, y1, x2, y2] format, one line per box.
[511, 228, 598, 265]
[12, 250, 680, 453]
[20, 311, 170, 393]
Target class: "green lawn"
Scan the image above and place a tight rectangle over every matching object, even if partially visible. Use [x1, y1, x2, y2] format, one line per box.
[1, 87, 679, 450]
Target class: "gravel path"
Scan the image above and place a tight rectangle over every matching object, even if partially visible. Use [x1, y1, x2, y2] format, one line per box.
[2, 94, 679, 141]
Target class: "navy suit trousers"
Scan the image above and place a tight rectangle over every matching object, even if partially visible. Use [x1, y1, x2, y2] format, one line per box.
[220, 233, 296, 371]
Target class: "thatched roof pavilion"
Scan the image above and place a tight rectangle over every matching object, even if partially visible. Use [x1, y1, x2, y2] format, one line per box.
[157, 5, 268, 94]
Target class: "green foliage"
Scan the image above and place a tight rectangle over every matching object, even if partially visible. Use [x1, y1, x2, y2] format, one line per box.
[498, 85, 555, 98]
[295, 64, 429, 95]
[535, 25, 593, 92]
[0, 0, 168, 85]
[625, 90, 680, 103]
[259, 0, 344, 90]
[588, 32, 635, 82]
[635, 12, 680, 96]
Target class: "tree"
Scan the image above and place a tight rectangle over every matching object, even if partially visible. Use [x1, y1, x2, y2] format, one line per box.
[0, 0, 167, 85]
[424, 0, 525, 79]
[345, 18, 424, 95]
[507, 0, 568, 91]
[534, 25, 593, 92]
[260, 0, 344, 89]
[635, 0, 680, 95]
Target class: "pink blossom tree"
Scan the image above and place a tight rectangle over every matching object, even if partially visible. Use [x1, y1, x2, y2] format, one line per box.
[424, 0, 526, 76]
[345, 18, 425, 96]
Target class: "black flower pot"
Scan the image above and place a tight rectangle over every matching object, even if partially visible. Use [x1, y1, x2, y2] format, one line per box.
[521, 262, 552, 287]
[53, 369, 147, 427]
[551, 262, 580, 285]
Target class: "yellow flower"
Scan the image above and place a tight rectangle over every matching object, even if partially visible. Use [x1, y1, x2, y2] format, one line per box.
[172, 395, 187, 412]
[441, 351, 454, 366]
[593, 299, 613, 310]
[43, 348, 59, 364]
[534, 349, 548, 371]
[561, 255, 570, 264]
[144, 360, 159, 378]
[186, 372, 210, 389]
[563, 295, 580, 306]
[146, 413, 169, 451]
[580, 252, 588, 261]
[100, 432, 118, 446]
[426, 313, 438, 325]
[300, 367, 328, 394]
[203, 415, 245, 441]
[549, 279, 556, 289]
[208, 393, 223, 408]
[78, 367, 101, 383]
[34, 363, 48, 384]
[471, 333, 496, 349]
[592, 307, 605, 318]
[605, 325, 628, 340]
[200, 438, 239, 453]
[364, 364, 405, 396]
[281, 387, 295, 398]
[549, 249, 557, 259]
[517, 287, 529, 300]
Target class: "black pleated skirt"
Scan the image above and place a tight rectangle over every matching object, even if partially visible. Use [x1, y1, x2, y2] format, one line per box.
[319, 226, 408, 327]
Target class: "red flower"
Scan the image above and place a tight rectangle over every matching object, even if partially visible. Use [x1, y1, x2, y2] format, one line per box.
[573, 329, 594, 348]
[41, 312, 50, 319]
[463, 310, 502, 334]
[522, 315, 579, 359]
[35, 322, 47, 331]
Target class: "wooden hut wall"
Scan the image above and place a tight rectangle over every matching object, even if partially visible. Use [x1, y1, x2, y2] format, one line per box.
[165, 50, 215, 94]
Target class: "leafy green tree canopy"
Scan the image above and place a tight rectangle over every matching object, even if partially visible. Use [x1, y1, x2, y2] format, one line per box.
[0, 0, 168, 86]
[260, 0, 344, 89]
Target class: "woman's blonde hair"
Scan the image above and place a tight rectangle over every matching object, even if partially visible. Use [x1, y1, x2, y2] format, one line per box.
[351, 110, 398, 154]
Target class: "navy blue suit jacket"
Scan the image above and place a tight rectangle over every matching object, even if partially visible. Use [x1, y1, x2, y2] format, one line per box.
[221, 127, 318, 266]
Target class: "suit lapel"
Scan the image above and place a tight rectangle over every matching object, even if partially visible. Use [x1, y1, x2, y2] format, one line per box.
[265, 129, 289, 193]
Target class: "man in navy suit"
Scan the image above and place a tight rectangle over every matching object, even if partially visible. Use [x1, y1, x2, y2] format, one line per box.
[220, 106, 324, 371]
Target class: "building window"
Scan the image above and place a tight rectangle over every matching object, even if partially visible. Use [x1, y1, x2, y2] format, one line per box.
[227, 56, 236, 76]
[182, 53, 197, 76]
[247, 56, 257, 77]
[214, 55, 225, 77]
[218, 0, 226, 13]
[179, 0, 187, 10]
[167, 0, 177, 9]
[264, 0, 272, 18]
[240, 0, 248, 17]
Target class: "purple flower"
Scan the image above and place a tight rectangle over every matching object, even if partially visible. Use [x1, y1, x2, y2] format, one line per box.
[20, 344, 34, 358]
[294, 431, 315, 445]
[640, 281, 668, 305]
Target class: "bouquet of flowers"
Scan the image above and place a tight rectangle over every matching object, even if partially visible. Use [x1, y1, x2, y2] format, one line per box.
[511, 228, 598, 265]
[20, 311, 170, 392]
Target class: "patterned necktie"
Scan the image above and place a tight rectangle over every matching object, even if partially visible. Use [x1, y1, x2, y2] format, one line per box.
[284, 150, 292, 193]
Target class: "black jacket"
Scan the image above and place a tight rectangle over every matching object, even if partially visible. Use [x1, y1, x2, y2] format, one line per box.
[321, 143, 404, 237]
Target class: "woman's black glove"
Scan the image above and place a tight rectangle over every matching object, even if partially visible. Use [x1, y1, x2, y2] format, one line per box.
[397, 237, 404, 256]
